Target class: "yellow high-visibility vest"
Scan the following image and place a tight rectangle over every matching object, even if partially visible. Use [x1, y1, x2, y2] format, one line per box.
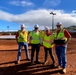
[18, 30, 28, 42]
[53, 29, 67, 41]
[43, 34, 54, 48]
[30, 31, 41, 44]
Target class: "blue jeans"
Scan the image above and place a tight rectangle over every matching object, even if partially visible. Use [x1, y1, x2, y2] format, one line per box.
[55, 45, 67, 68]
[17, 42, 30, 61]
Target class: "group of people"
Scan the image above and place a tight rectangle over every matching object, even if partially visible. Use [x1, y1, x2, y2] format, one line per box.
[15, 22, 71, 74]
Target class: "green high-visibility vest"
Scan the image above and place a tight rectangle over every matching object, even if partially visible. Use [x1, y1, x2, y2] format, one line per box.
[43, 34, 53, 48]
[53, 29, 67, 41]
[18, 30, 28, 42]
[30, 31, 40, 44]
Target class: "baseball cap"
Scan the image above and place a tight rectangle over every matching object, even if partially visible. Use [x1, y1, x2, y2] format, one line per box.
[34, 24, 39, 28]
[45, 26, 49, 30]
[21, 24, 25, 27]
[56, 22, 62, 26]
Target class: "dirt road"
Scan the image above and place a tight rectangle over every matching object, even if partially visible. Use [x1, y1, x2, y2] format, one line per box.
[0, 38, 76, 75]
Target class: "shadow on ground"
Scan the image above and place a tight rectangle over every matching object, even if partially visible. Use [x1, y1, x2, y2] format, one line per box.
[0, 61, 63, 75]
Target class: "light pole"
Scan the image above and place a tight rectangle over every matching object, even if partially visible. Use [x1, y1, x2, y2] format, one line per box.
[50, 12, 56, 31]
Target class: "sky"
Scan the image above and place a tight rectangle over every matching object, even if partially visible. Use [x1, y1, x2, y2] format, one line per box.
[0, 0, 76, 31]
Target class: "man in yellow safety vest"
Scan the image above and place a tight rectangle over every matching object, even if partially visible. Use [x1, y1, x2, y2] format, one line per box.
[16, 24, 30, 64]
[53, 22, 71, 73]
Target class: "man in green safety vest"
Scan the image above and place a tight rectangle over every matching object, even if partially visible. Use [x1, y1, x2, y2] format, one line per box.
[29, 24, 41, 64]
[53, 22, 71, 73]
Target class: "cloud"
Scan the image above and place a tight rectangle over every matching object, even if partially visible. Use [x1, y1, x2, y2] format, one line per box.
[0, 9, 76, 30]
[9, 1, 34, 6]
[43, 0, 61, 7]
[0, 10, 14, 21]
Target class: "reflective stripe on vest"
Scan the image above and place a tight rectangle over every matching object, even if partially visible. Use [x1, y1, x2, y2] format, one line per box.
[43, 34, 53, 48]
[30, 31, 40, 44]
[53, 29, 67, 41]
[18, 30, 28, 42]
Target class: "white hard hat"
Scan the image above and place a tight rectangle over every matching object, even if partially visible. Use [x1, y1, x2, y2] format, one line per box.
[21, 24, 25, 27]
[34, 24, 39, 28]
[45, 26, 49, 30]
[56, 22, 62, 26]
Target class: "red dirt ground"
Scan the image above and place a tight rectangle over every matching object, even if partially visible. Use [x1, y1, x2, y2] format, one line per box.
[0, 38, 76, 75]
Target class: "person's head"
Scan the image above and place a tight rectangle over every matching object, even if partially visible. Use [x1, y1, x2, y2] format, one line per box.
[34, 24, 39, 31]
[56, 22, 62, 30]
[21, 24, 25, 31]
[45, 26, 51, 35]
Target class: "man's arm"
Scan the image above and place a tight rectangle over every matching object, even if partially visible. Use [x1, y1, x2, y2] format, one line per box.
[64, 29, 71, 44]
[66, 36, 71, 44]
